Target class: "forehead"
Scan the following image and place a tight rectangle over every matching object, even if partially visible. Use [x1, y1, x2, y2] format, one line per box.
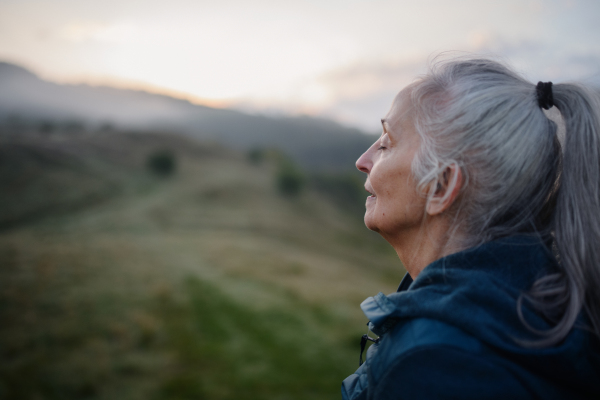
[383, 88, 415, 133]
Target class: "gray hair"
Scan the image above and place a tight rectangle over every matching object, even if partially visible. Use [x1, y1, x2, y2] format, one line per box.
[404, 56, 600, 347]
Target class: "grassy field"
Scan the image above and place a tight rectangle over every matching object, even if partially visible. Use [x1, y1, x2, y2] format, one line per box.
[0, 131, 402, 400]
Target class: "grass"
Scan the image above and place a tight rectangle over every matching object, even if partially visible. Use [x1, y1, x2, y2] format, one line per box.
[155, 277, 359, 400]
[0, 131, 402, 399]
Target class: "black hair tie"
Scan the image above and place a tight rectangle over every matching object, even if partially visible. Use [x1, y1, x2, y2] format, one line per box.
[536, 81, 554, 110]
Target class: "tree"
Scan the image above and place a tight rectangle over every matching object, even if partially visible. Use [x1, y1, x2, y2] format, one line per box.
[276, 161, 305, 197]
[147, 150, 177, 177]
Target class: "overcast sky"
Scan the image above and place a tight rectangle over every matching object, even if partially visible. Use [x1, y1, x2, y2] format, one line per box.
[1, 0, 599, 132]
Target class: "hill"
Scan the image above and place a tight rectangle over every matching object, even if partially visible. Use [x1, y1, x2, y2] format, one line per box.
[0, 61, 377, 171]
[0, 130, 401, 400]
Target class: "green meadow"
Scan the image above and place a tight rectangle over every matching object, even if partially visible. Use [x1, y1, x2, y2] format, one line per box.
[0, 131, 402, 400]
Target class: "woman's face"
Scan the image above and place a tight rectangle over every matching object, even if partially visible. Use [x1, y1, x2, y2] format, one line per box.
[355, 90, 427, 241]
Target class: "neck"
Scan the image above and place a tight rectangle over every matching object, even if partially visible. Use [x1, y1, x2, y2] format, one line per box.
[384, 217, 466, 279]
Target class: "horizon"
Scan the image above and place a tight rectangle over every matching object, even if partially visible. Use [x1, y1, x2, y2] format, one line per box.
[1, 0, 600, 131]
[1, 58, 381, 137]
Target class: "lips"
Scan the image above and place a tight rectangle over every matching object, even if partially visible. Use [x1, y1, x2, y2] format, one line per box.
[365, 185, 376, 198]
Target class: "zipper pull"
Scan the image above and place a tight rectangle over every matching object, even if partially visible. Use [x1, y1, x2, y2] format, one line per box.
[359, 334, 379, 366]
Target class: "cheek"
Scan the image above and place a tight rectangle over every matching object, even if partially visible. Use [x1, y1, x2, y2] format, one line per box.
[370, 163, 395, 193]
[376, 175, 422, 219]
[374, 169, 407, 202]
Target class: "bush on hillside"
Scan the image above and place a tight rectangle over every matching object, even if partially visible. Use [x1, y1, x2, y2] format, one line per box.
[276, 161, 306, 197]
[147, 150, 177, 177]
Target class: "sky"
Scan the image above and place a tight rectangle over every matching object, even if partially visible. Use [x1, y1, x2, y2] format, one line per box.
[1, 0, 599, 132]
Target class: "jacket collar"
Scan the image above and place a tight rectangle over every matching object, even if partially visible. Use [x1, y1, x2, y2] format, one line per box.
[361, 234, 557, 337]
[396, 273, 413, 292]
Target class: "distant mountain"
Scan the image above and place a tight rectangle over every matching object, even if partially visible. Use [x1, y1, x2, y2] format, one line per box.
[0, 62, 376, 170]
[0, 62, 216, 124]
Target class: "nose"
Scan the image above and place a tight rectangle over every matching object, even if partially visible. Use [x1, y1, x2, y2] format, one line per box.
[356, 140, 377, 174]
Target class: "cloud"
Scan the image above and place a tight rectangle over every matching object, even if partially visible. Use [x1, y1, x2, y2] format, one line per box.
[229, 57, 428, 132]
[308, 58, 425, 131]
[302, 37, 600, 131]
[58, 21, 139, 44]
[468, 35, 600, 85]
[318, 59, 424, 99]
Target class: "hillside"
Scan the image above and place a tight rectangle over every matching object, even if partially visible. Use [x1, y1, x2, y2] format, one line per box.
[0, 130, 401, 400]
[0, 61, 377, 171]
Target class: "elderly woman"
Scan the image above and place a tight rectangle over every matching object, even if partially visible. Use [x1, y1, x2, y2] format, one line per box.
[342, 58, 600, 399]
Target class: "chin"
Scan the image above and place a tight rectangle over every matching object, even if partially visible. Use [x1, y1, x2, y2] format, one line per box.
[364, 214, 380, 233]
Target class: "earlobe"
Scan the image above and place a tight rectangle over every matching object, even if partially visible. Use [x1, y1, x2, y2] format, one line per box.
[426, 164, 463, 216]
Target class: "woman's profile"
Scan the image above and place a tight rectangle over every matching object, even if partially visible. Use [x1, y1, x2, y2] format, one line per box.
[342, 57, 600, 399]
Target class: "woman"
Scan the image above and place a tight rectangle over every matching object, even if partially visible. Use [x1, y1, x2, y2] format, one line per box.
[342, 57, 600, 399]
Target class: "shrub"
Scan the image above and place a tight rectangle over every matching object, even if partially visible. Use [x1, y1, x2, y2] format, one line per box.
[147, 150, 176, 177]
[276, 162, 305, 197]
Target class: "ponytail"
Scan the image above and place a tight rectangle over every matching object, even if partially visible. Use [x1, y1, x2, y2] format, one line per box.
[522, 84, 600, 347]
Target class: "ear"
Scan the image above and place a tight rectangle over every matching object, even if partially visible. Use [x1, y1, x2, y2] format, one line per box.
[426, 164, 463, 216]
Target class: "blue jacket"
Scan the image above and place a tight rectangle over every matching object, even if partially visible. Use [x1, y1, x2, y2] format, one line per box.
[342, 235, 600, 399]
